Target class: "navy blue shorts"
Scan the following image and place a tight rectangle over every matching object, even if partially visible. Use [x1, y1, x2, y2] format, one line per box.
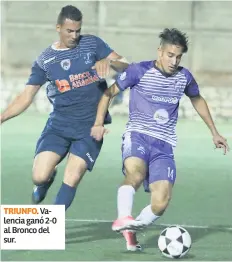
[35, 131, 103, 171]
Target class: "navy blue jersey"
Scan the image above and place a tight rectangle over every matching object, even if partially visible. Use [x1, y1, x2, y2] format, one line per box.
[27, 35, 113, 138]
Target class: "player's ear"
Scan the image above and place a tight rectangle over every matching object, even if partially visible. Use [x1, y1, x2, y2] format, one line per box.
[157, 46, 162, 58]
[56, 24, 61, 33]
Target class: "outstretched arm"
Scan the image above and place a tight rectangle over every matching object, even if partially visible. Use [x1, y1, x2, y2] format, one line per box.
[91, 83, 121, 141]
[108, 52, 129, 72]
[0, 85, 40, 124]
[93, 52, 129, 78]
[91, 62, 139, 141]
[190, 95, 230, 154]
[92, 36, 129, 78]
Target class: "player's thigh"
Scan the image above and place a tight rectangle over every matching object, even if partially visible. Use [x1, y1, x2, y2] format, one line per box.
[123, 157, 147, 188]
[148, 157, 176, 187]
[143, 139, 176, 192]
[63, 153, 88, 187]
[147, 157, 176, 212]
[33, 151, 61, 184]
[67, 135, 103, 186]
[122, 132, 149, 188]
[33, 132, 71, 184]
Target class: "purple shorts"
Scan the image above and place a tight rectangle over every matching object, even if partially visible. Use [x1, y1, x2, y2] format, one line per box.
[121, 131, 176, 192]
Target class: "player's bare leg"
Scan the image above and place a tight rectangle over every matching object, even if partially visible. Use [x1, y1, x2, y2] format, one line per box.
[112, 157, 146, 251]
[135, 180, 173, 227]
[54, 153, 87, 210]
[63, 153, 87, 187]
[32, 151, 61, 204]
[150, 180, 172, 216]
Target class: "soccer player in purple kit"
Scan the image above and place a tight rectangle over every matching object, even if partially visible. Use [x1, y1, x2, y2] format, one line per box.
[0, 6, 128, 210]
[91, 28, 230, 251]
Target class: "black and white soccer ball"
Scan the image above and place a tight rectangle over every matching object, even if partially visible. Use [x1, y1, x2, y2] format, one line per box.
[158, 226, 192, 259]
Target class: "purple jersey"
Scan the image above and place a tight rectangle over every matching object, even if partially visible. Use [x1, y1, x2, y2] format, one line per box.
[116, 61, 199, 146]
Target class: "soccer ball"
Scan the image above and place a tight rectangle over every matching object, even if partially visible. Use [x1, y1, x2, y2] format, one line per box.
[158, 226, 192, 259]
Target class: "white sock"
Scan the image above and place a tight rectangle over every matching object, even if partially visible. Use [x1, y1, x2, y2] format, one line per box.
[117, 185, 135, 218]
[135, 204, 160, 226]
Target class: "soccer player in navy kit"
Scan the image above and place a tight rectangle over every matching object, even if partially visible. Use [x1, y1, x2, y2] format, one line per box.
[91, 28, 230, 251]
[0, 6, 128, 210]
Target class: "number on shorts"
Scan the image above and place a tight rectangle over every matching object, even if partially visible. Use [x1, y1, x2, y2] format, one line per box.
[167, 167, 174, 180]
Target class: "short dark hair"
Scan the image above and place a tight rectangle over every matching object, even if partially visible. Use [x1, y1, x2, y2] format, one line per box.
[57, 5, 83, 25]
[159, 28, 189, 53]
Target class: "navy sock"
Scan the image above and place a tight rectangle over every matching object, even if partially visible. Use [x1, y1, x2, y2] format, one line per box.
[54, 182, 77, 211]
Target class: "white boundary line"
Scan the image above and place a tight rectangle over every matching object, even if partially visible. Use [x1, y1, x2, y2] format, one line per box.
[66, 218, 232, 231]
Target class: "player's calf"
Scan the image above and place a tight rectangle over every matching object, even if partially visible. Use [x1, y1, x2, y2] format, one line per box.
[134, 181, 172, 228]
[54, 154, 87, 210]
[150, 180, 172, 215]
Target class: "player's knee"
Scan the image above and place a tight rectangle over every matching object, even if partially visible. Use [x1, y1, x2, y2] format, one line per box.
[151, 190, 171, 215]
[123, 157, 146, 190]
[63, 154, 88, 187]
[123, 170, 145, 190]
[63, 173, 83, 187]
[63, 169, 86, 187]
[32, 165, 51, 185]
[32, 173, 49, 186]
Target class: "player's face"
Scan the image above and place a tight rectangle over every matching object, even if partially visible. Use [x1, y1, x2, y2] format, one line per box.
[56, 19, 82, 49]
[158, 44, 184, 75]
